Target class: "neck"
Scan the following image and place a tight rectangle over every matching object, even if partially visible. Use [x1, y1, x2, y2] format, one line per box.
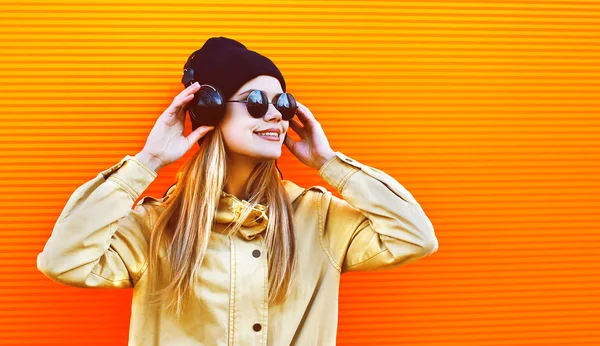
[223, 151, 261, 201]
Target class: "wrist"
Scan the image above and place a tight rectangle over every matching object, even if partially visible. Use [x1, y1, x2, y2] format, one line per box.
[135, 151, 164, 173]
[316, 150, 336, 171]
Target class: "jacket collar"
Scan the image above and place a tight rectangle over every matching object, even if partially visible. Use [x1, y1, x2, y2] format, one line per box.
[154, 180, 309, 241]
[159, 180, 308, 206]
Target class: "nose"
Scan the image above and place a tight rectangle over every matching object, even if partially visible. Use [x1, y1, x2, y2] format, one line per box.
[263, 104, 283, 122]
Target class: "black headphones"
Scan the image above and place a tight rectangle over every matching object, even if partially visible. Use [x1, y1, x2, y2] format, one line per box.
[181, 53, 227, 127]
[180, 53, 284, 180]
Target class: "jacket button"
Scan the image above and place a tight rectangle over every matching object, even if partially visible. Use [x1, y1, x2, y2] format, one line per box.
[253, 323, 262, 332]
[252, 249, 261, 258]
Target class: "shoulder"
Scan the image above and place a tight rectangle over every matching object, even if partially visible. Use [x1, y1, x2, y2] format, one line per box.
[282, 179, 329, 204]
[283, 180, 361, 219]
[130, 194, 168, 231]
[135, 182, 175, 211]
[137, 194, 166, 207]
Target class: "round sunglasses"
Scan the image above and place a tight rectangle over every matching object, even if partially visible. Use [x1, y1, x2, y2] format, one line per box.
[226, 89, 297, 121]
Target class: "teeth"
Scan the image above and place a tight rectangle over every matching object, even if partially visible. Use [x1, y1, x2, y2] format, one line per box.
[255, 132, 279, 137]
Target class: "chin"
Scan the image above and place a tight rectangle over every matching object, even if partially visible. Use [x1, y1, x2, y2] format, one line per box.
[254, 150, 281, 162]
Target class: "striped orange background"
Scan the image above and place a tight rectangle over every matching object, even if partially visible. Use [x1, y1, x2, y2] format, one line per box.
[1, 0, 599, 344]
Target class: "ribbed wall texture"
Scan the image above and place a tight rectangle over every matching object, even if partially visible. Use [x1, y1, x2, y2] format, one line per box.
[1, 0, 599, 345]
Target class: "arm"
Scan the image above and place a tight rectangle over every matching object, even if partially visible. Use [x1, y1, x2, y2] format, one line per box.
[36, 155, 158, 288]
[317, 151, 438, 273]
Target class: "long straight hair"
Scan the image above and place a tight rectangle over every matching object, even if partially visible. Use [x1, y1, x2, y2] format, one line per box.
[145, 128, 297, 321]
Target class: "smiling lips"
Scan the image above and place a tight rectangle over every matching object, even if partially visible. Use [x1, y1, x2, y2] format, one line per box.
[254, 132, 280, 142]
[253, 127, 282, 142]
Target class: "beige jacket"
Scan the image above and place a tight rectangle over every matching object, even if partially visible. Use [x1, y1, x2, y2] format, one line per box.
[37, 151, 438, 346]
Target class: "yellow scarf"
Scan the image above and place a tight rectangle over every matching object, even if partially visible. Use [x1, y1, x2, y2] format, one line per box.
[215, 191, 269, 240]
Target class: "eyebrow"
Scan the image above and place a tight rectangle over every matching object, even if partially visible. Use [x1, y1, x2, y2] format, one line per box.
[237, 89, 280, 97]
[237, 89, 254, 97]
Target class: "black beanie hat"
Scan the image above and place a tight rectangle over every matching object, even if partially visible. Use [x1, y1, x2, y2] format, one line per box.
[185, 36, 287, 127]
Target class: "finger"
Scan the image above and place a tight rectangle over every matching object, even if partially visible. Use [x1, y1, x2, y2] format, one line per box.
[168, 83, 200, 114]
[288, 118, 306, 138]
[186, 126, 215, 150]
[295, 102, 317, 125]
[176, 81, 201, 99]
[283, 132, 297, 151]
[176, 89, 197, 107]
[176, 94, 195, 117]
[169, 93, 195, 117]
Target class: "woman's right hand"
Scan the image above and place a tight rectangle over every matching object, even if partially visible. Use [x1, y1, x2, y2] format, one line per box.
[136, 82, 215, 172]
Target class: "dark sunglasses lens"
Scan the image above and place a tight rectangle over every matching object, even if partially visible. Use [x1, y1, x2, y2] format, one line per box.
[246, 90, 268, 118]
[275, 93, 297, 120]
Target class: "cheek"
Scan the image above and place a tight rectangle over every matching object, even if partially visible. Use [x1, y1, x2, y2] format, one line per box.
[224, 129, 249, 144]
[220, 114, 255, 142]
[221, 126, 258, 151]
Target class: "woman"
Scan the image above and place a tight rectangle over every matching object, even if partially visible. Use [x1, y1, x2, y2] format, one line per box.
[37, 37, 438, 345]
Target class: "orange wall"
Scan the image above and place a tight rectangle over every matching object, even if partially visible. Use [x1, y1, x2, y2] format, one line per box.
[1, 1, 599, 344]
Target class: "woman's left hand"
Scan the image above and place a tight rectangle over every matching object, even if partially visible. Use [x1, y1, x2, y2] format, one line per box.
[283, 101, 336, 171]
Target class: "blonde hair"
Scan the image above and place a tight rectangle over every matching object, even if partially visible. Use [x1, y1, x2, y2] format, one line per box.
[145, 128, 297, 321]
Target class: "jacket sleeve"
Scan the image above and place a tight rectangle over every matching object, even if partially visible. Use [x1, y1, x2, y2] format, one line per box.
[36, 155, 158, 288]
[317, 151, 438, 273]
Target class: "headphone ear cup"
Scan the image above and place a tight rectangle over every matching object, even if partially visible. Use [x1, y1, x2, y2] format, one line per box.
[182, 67, 195, 87]
[188, 85, 226, 127]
